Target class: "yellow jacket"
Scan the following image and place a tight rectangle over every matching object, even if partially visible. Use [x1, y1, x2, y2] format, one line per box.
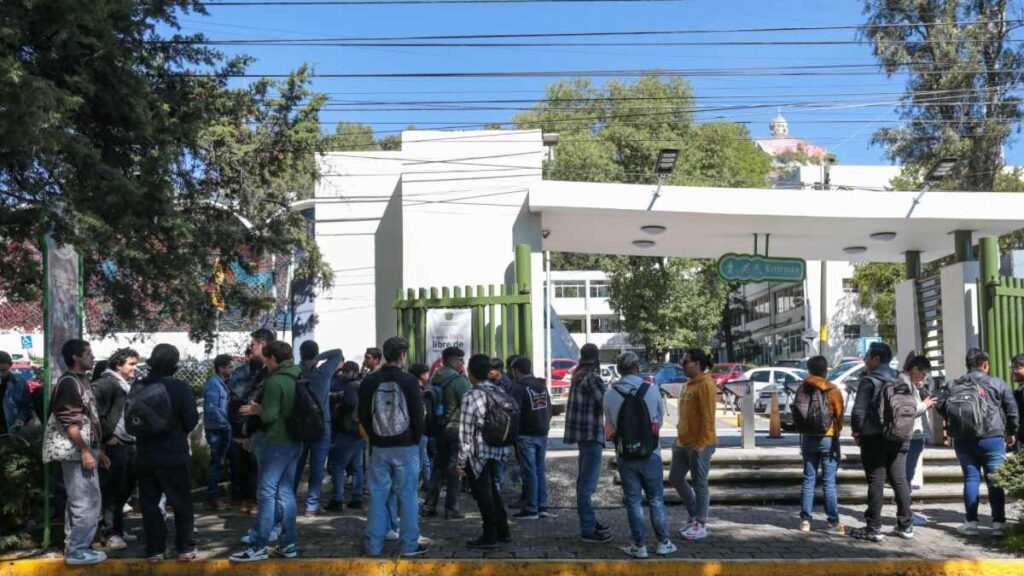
[676, 372, 717, 449]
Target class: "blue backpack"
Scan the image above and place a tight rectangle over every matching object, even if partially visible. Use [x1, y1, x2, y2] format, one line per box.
[424, 373, 460, 437]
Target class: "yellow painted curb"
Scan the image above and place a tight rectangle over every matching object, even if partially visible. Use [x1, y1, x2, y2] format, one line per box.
[3, 558, 1024, 576]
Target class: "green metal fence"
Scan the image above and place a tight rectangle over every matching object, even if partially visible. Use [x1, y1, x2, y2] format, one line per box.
[393, 244, 533, 365]
[980, 237, 1024, 383]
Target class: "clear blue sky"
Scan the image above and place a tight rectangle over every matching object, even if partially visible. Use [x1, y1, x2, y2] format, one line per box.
[180, 0, 1023, 166]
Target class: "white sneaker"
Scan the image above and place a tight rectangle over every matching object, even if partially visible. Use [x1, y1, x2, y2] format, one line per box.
[385, 529, 400, 541]
[656, 540, 677, 556]
[957, 521, 980, 536]
[678, 521, 698, 538]
[682, 523, 708, 540]
[799, 519, 811, 533]
[621, 544, 648, 559]
[992, 522, 1008, 535]
[240, 532, 280, 545]
[105, 535, 127, 550]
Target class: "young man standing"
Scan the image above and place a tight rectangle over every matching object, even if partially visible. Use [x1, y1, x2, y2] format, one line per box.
[848, 342, 912, 542]
[45, 339, 108, 566]
[203, 354, 234, 510]
[294, 341, 343, 516]
[939, 348, 1019, 536]
[604, 352, 675, 558]
[458, 354, 515, 549]
[326, 361, 365, 512]
[361, 347, 382, 378]
[359, 337, 427, 558]
[508, 356, 552, 520]
[231, 341, 301, 562]
[669, 348, 718, 541]
[410, 362, 433, 487]
[423, 346, 470, 519]
[92, 347, 141, 549]
[564, 343, 610, 543]
[794, 355, 844, 533]
[0, 350, 33, 436]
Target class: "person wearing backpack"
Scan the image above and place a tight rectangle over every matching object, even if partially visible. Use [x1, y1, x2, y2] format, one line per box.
[231, 341, 301, 562]
[508, 356, 552, 520]
[357, 337, 428, 558]
[564, 343, 611, 543]
[938, 348, 1019, 536]
[423, 346, 471, 519]
[793, 355, 844, 534]
[132, 344, 199, 563]
[457, 354, 516, 549]
[848, 341, 913, 543]
[670, 348, 718, 542]
[603, 352, 676, 559]
[410, 363, 434, 488]
[292, 341, 343, 517]
[326, 361, 365, 512]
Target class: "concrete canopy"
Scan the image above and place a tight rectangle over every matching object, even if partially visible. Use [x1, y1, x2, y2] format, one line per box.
[529, 180, 1024, 263]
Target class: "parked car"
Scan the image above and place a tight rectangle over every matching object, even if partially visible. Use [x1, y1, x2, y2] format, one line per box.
[709, 363, 751, 391]
[773, 358, 809, 371]
[754, 382, 797, 430]
[550, 358, 577, 381]
[640, 363, 689, 398]
[11, 363, 44, 393]
[549, 377, 569, 415]
[599, 363, 620, 382]
[744, 366, 808, 397]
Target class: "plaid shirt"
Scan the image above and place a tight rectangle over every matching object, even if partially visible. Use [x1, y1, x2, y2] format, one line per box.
[563, 367, 606, 445]
[458, 382, 514, 475]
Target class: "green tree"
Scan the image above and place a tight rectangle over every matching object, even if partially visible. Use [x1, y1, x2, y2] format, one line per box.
[0, 0, 332, 343]
[851, 263, 904, 344]
[518, 76, 771, 356]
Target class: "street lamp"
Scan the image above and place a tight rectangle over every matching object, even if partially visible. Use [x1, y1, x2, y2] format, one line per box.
[907, 157, 959, 218]
[648, 148, 679, 210]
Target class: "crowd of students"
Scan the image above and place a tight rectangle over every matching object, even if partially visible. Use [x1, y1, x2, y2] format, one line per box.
[1, 332, 1020, 565]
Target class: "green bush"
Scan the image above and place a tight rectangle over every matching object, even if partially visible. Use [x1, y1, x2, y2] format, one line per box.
[992, 452, 1024, 500]
[0, 434, 44, 551]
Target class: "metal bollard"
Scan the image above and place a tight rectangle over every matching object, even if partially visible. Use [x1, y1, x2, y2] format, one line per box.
[768, 391, 783, 438]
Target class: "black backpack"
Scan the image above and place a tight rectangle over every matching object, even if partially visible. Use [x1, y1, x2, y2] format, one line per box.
[613, 383, 658, 460]
[480, 386, 520, 447]
[284, 372, 326, 443]
[424, 373, 460, 438]
[944, 380, 990, 439]
[125, 379, 174, 436]
[870, 374, 917, 443]
[791, 382, 833, 435]
[333, 379, 361, 436]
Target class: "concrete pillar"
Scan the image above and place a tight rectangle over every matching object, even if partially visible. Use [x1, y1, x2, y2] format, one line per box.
[895, 279, 921, 360]
[940, 261, 981, 381]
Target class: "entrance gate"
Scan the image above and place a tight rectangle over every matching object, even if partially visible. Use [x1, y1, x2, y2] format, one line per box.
[980, 237, 1024, 383]
[393, 244, 533, 365]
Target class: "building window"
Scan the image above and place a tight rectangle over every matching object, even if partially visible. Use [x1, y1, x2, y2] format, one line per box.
[554, 281, 585, 299]
[562, 317, 584, 333]
[730, 307, 745, 327]
[774, 284, 803, 315]
[843, 324, 861, 340]
[590, 317, 619, 333]
[842, 278, 859, 294]
[589, 280, 610, 299]
[748, 295, 770, 322]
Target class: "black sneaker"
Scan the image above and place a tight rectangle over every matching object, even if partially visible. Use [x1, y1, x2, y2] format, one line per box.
[595, 522, 612, 535]
[847, 526, 885, 543]
[581, 531, 613, 543]
[466, 537, 499, 549]
[347, 501, 363, 510]
[539, 508, 557, 519]
[324, 501, 345, 513]
[401, 545, 429, 557]
[444, 509, 465, 520]
[512, 510, 539, 520]
[421, 507, 439, 517]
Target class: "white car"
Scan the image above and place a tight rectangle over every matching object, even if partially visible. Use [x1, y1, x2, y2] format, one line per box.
[744, 367, 809, 397]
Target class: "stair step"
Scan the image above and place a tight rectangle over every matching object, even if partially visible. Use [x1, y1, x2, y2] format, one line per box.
[671, 483, 988, 505]
[608, 448, 960, 470]
[614, 465, 967, 486]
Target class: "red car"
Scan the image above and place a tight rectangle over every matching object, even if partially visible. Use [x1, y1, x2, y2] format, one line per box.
[550, 358, 577, 381]
[709, 363, 751, 392]
[11, 362, 44, 393]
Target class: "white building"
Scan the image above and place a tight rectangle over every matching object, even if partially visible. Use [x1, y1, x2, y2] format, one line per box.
[548, 270, 634, 361]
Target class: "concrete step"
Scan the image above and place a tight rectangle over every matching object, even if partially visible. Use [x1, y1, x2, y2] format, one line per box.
[686, 482, 987, 505]
[614, 465, 968, 486]
[609, 447, 960, 470]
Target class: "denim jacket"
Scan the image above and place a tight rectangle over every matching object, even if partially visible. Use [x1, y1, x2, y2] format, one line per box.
[2, 371, 33, 433]
[203, 374, 230, 431]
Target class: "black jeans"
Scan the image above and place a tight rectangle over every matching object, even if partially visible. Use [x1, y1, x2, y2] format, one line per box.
[232, 441, 257, 502]
[469, 459, 510, 543]
[137, 464, 196, 556]
[859, 435, 912, 531]
[99, 443, 136, 538]
[424, 429, 461, 512]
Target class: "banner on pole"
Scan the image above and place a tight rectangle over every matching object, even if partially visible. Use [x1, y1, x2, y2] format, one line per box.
[45, 237, 81, 381]
[426, 309, 472, 370]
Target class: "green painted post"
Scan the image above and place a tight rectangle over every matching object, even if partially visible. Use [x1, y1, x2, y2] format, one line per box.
[998, 293, 1009, 382]
[954, 230, 974, 263]
[442, 286, 451, 299]
[905, 251, 922, 281]
[418, 288, 428, 362]
[501, 284, 509, 358]
[515, 244, 533, 359]
[396, 288, 404, 340]
[476, 285, 486, 355]
[454, 286, 462, 299]
[488, 285, 497, 356]
[511, 298, 521, 356]
[41, 238, 50, 549]
[406, 288, 417, 363]
[980, 237, 1000, 354]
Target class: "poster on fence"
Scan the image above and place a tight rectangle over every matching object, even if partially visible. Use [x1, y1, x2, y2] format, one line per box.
[426, 308, 472, 371]
[45, 237, 81, 384]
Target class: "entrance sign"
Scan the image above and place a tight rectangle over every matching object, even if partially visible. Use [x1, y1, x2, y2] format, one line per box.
[426, 309, 472, 368]
[858, 336, 883, 356]
[717, 253, 805, 284]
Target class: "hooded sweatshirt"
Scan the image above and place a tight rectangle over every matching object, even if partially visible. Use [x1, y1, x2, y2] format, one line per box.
[676, 372, 717, 449]
[801, 375, 844, 437]
[434, 365, 471, 432]
[603, 374, 664, 438]
[938, 369, 1019, 439]
[259, 360, 300, 446]
[508, 375, 551, 436]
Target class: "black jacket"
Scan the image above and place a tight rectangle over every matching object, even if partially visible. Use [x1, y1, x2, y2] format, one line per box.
[850, 367, 898, 437]
[358, 365, 424, 447]
[939, 370, 1019, 439]
[92, 373, 129, 443]
[508, 375, 551, 437]
[135, 377, 199, 468]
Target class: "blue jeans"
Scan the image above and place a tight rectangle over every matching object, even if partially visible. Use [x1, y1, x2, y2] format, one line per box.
[253, 442, 301, 548]
[298, 430, 331, 512]
[365, 445, 420, 556]
[576, 440, 604, 535]
[906, 436, 925, 486]
[618, 452, 669, 545]
[517, 435, 549, 513]
[954, 436, 1007, 522]
[329, 433, 365, 503]
[205, 429, 231, 502]
[669, 445, 715, 524]
[419, 436, 431, 487]
[799, 435, 839, 523]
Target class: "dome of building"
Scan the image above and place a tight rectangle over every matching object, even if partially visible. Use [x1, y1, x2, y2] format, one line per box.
[769, 109, 789, 138]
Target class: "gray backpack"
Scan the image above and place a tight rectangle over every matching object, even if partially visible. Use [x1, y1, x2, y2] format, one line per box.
[371, 380, 410, 439]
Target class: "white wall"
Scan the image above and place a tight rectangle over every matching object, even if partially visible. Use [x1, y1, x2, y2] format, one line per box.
[941, 262, 981, 381]
[895, 279, 921, 361]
